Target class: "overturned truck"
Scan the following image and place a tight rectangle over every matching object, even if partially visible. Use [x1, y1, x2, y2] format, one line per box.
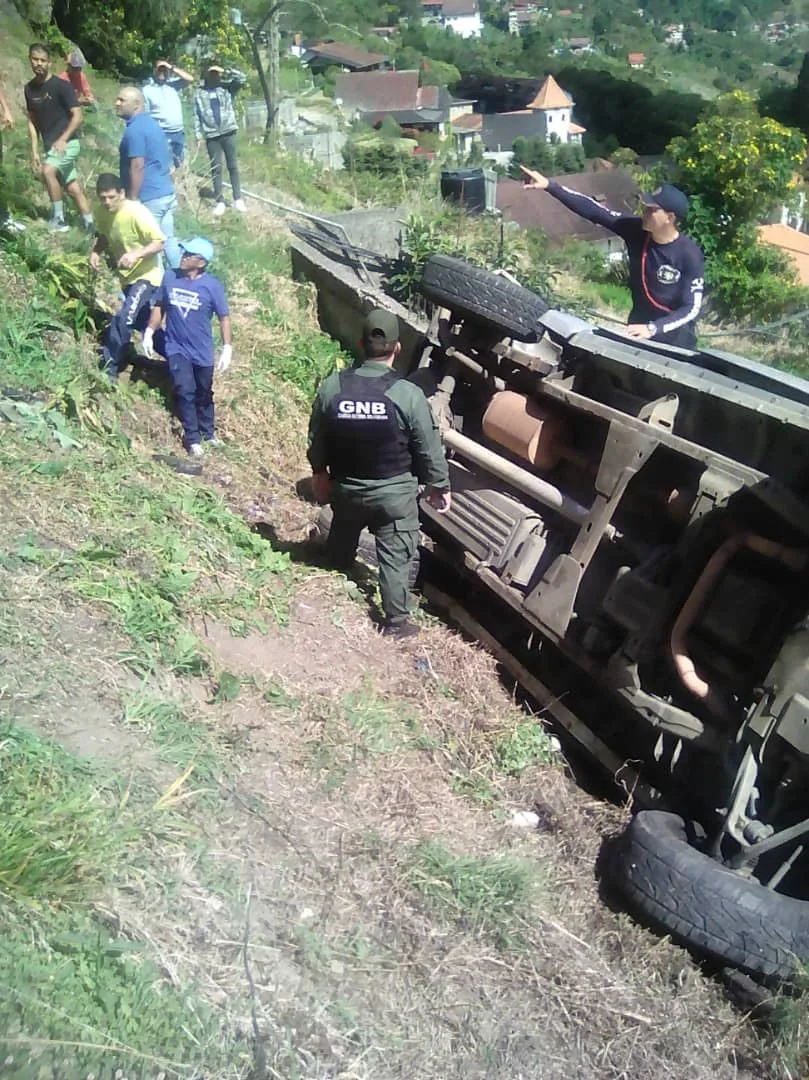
[294, 222, 809, 983]
[412, 255, 809, 985]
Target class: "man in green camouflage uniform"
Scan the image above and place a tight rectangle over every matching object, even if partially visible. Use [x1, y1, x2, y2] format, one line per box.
[307, 309, 451, 640]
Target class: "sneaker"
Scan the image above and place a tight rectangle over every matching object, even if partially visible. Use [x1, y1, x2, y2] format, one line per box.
[1, 214, 25, 233]
[82, 216, 96, 235]
[233, 198, 247, 213]
[203, 436, 224, 448]
[212, 201, 226, 218]
[188, 442, 204, 458]
[381, 618, 420, 640]
[47, 217, 69, 233]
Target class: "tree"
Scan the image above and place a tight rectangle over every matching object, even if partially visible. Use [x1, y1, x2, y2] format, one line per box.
[511, 135, 554, 175]
[50, 0, 245, 73]
[555, 141, 584, 174]
[668, 91, 808, 318]
[420, 59, 461, 88]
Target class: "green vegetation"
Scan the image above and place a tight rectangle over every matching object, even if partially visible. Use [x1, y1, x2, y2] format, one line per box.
[0, 725, 249, 1079]
[670, 91, 809, 321]
[511, 134, 586, 177]
[387, 206, 556, 309]
[0, 724, 131, 902]
[406, 841, 542, 948]
[493, 720, 555, 777]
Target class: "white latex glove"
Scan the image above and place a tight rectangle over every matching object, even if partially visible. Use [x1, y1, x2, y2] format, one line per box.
[142, 327, 155, 359]
[217, 343, 233, 373]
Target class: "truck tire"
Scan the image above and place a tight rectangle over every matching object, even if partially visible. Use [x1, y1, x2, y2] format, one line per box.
[610, 810, 809, 984]
[419, 254, 549, 342]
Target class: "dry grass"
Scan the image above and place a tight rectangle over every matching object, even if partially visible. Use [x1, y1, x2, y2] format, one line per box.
[0, 547, 777, 1079]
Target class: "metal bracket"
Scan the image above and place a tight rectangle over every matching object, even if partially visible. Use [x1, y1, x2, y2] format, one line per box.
[525, 421, 656, 637]
[638, 392, 679, 432]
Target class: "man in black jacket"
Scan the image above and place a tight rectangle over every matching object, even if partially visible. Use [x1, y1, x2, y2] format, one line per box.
[521, 166, 705, 348]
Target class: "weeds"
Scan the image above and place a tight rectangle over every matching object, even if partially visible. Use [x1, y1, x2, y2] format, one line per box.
[0, 908, 250, 1079]
[771, 970, 809, 1077]
[0, 432, 291, 676]
[493, 720, 555, 777]
[123, 692, 225, 788]
[0, 725, 130, 904]
[405, 840, 541, 949]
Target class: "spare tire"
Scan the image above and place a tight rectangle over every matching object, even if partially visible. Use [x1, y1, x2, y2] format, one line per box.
[420, 254, 549, 342]
[610, 810, 809, 984]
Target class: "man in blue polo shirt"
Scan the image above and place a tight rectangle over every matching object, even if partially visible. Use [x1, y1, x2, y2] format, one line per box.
[115, 85, 180, 267]
[143, 236, 232, 456]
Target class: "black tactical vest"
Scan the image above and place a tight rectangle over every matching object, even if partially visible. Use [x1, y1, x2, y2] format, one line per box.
[325, 369, 412, 480]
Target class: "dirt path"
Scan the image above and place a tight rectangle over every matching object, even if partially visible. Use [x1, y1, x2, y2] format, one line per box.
[0, 497, 770, 1078]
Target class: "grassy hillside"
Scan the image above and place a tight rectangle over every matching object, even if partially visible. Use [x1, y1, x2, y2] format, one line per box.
[1, 16, 809, 1080]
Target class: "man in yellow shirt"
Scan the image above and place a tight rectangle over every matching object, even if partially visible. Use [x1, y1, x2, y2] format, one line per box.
[90, 171, 165, 379]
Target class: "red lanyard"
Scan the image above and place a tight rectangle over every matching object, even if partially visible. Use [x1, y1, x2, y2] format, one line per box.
[640, 235, 673, 313]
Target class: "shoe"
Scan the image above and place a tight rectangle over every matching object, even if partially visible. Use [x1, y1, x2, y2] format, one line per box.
[1, 215, 25, 233]
[188, 443, 204, 458]
[47, 217, 69, 233]
[212, 201, 226, 218]
[203, 436, 224, 448]
[381, 618, 420, 640]
[82, 216, 96, 234]
[233, 198, 247, 213]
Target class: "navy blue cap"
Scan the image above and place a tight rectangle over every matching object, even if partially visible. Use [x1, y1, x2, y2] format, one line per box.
[641, 184, 689, 220]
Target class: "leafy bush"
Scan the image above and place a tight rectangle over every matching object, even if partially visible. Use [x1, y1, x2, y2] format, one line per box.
[343, 139, 430, 178]
[669, 93, 809, 320]
[386, 208, 557, 310]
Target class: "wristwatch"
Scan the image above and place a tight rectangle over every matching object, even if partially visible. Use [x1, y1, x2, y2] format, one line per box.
[646, 321, 657, 337]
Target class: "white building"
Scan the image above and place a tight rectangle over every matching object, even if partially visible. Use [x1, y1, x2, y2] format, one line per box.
[421, 0, 483, 38]
[481, 75, 585, 152]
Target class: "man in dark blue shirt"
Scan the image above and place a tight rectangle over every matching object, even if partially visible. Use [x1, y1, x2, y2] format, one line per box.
[522, 167, 705, 348]
[115, 85, 180, 267]
[143, 236, 232, 456]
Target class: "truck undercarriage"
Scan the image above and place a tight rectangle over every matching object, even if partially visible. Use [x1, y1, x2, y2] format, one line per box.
[410, 254, 809, 983]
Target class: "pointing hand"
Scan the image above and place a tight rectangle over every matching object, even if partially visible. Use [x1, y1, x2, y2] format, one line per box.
[519, 165, 549, 190]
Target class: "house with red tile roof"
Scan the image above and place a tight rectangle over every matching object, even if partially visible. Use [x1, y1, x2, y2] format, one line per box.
[302, 41, 390, 75]
[334, 70, 453, 135]
[452, 111, 483, 155]
[628, 51, 646, 68]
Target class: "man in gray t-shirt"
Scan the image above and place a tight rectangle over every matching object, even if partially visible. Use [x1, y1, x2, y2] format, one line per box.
[142, 59, 193, 168]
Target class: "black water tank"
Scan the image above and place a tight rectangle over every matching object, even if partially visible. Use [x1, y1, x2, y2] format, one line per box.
[440, 168, 486, 214]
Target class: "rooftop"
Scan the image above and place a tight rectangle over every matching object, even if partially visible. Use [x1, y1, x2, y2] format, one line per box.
[452, 112, 483, 131]
[304, 41, 389, 69]
[335, 69, 421, 112]
[759, 224, 809, 285]
[527, 74, 573, 110]
[496, 170, 639, 243]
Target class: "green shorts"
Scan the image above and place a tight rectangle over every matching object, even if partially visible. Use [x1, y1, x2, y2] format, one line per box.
[45, 139, 81, 185]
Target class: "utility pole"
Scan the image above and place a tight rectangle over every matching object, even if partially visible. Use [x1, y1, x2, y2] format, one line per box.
[235, 0, 325, 143]
[236, 2, 283, 143]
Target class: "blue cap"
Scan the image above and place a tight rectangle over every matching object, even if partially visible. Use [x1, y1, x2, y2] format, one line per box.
[179, 236, 214, 263]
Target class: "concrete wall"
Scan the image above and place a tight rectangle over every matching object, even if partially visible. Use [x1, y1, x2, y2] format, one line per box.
[289, 234, 426, 371]
[284, 128, 347, 170]
[330, 208, 407, 259]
